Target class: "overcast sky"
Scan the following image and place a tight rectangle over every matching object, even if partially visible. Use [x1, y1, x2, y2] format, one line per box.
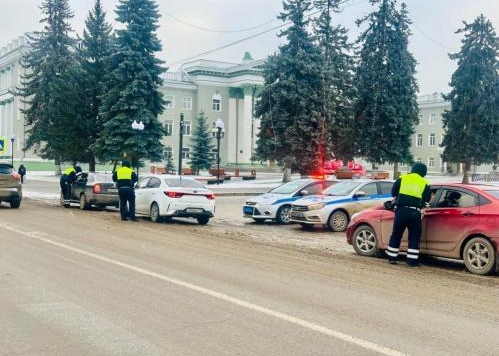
[1, 0, 499, 95]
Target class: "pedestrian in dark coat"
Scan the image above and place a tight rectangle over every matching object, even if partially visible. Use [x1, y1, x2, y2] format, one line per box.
[18, 164, 26, 183]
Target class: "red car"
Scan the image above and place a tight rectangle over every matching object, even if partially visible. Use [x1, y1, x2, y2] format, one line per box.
[346, 183, 499, 275]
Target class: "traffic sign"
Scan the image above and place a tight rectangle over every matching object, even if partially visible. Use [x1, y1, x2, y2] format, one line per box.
[0, 137, 6, 154]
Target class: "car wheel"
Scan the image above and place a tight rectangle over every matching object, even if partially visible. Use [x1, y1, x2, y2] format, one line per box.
[352, 225, 381, 257]
[79, 194, 90, 210]
[9, 197, 21, 209]
[327, 210, 348, 232]
[463, 237, 496, 275]
[197, 216, 210, 225]
[253, 218, 265, 224]
[150, 202, 161, 223]
[276, 205, 291, 224]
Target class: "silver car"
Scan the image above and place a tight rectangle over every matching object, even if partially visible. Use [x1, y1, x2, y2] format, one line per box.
[0, 162, 22, 208]
[61, 172, 119, 210]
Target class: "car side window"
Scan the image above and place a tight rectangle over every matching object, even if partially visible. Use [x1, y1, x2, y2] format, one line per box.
[136, 177, 150, 189]
[436, 189, 477, 208]
[305, 182, 323, 195]
[147, 177, 161, 188]
[362, 182, 378, 196]
[378, 181, 393, 195]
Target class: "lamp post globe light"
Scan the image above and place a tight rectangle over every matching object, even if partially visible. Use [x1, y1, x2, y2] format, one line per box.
[9, 134, 15, 167]
[212, 118, 224, 184]
[131, 120, 144, 176]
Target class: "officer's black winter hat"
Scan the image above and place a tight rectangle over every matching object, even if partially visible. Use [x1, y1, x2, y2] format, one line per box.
[411, 162, 427, 177]
[74, 166, 82, 173]
[122, 159, 130, 167]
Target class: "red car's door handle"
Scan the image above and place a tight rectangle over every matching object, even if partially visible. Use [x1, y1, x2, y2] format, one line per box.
[462, 211, 475, 216]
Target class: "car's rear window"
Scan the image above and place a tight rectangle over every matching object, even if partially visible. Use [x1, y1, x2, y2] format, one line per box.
[483, 190, 499, 199]
[164, 177, 205, 189]
[93, 173, 113, 182]
[0, 165, 13, 174]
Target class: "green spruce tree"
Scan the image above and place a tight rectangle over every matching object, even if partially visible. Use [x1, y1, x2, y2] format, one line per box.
[353, 0, 418, 177]
[93, 0, 166, 166]
[77, 0, 114, 171]
[255, 0, 326, 180]
[16, 0, 78, 173]
[189, 112, 215, 175]
[442, 14, 499, 183]
[313, 0, 356, 165]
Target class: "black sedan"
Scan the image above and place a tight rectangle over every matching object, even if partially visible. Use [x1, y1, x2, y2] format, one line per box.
[60, 172, 119, 210]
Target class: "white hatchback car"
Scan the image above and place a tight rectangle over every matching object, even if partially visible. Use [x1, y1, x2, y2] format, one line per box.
[135, 174, 215, 225]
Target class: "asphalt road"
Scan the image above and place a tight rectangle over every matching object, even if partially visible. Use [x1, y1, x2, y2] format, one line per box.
[1, 186, 499, 355]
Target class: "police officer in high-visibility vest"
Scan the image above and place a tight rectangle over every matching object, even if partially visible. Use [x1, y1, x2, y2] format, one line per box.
[60, 165, 82, 208]
[386, 162, 431, 267]
[112, 159, 138, 221]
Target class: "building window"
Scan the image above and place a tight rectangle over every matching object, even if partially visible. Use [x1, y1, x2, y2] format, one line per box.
[183, 120, 191, 136]
[212, 93, 221, 111]
[416, 157, 422, 163]
[164, 119, 173, 135]
[183, 96, 192, 110]
[428, 157, 435, 168]
[164, 147, 172, 159]
[429, 113, 437, 125]
[428, 133, 436, 147]
[182, 147, 191, 159]
[416, 134, 423, 147]
[165, 94, 174, 109]
[417, 115, 423, 125]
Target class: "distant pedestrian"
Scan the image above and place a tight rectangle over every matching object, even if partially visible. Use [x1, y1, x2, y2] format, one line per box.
[386, 162, 431, 267]
[113, 159, 138, 221]
[18, 164, 26, 183]
[60, 165, 82, 207]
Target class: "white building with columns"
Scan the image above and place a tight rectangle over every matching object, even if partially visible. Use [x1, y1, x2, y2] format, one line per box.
[0, 34, 264, 169]
[160, 54, 264, 168]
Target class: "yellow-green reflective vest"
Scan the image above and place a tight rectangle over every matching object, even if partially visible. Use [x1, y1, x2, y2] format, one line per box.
[116, 166, 133, 180]
[399, 173, 428, 198]
[63, 167, 75, 175]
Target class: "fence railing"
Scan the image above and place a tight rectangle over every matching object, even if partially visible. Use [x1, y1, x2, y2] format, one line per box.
[471, 172, 499, 182]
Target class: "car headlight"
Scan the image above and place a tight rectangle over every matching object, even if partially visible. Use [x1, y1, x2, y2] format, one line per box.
[307, 202, 326, 210]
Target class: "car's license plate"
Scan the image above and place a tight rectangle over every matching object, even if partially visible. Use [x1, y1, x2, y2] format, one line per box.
[108, 188, 118, 193]
[186, 208, 203, 213]
[243, 206, 254, 215]
[291, 212, 304, 218]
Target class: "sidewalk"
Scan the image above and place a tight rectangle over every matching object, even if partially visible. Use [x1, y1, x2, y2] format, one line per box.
[23, 171, 284, 198]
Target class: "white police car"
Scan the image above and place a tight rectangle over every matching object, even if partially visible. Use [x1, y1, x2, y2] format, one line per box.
[243, 178, 337, 224]
[290, 179, 393, 231]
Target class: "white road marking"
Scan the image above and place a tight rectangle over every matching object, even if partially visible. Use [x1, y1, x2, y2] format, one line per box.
[3, 223, 409, 356]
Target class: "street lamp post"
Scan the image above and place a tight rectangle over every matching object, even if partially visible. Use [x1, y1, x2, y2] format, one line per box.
[9, 134, 15, 167]
[131, 120, 144, 177]
[212, 118, 225, 184]
[178, 113, 184, 175]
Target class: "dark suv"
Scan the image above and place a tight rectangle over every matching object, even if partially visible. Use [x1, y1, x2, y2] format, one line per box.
[0, 162, 22, 208]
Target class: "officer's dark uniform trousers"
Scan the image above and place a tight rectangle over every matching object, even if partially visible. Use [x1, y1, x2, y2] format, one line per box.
[387, 206, 422, 263]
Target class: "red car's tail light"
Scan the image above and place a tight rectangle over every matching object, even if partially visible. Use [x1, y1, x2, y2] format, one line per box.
[93, 183, 101, 194]
[165, 191, 184, 198]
